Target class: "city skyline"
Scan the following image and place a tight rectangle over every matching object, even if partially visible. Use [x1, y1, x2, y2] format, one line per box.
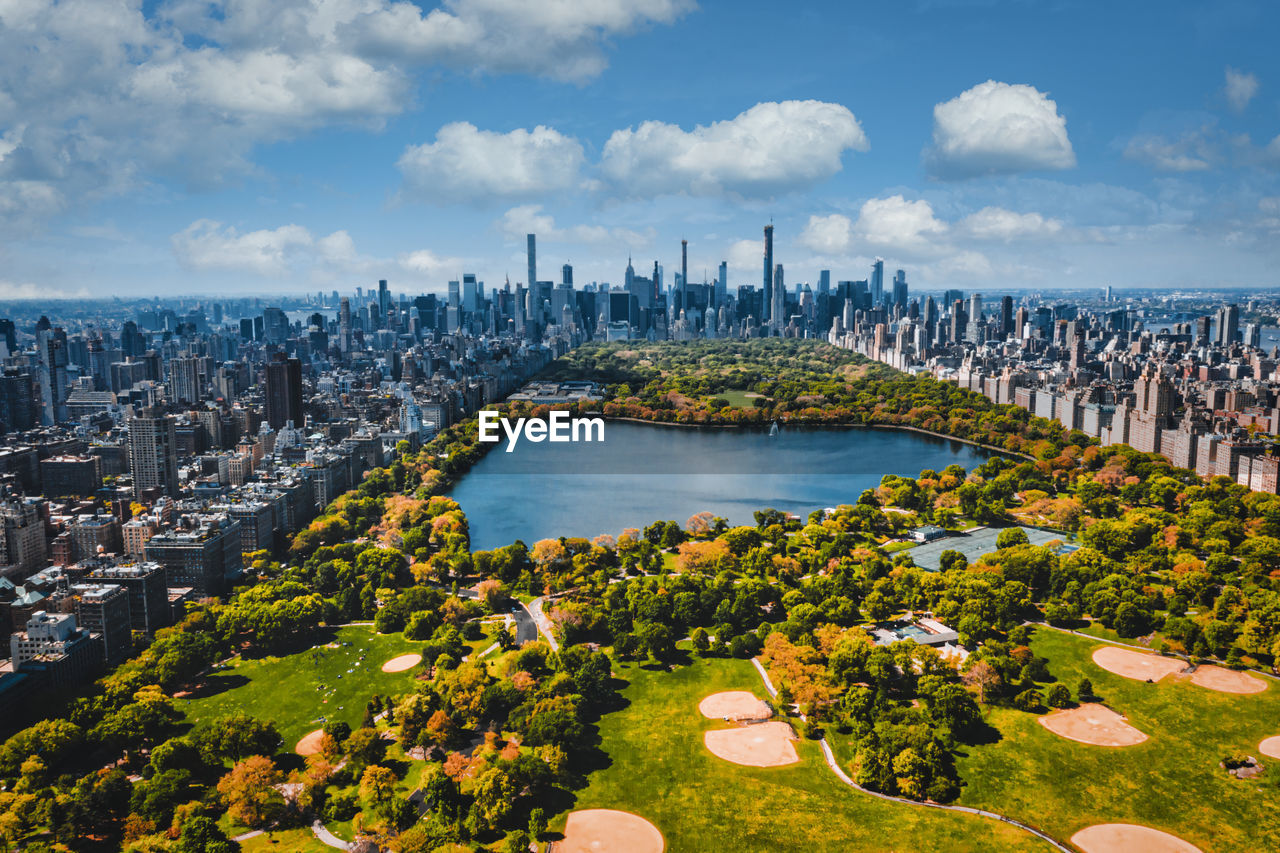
[2, 1, 1279, 300]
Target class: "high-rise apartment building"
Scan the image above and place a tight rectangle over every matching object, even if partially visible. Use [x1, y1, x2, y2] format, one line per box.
[129, 411, 179, 499]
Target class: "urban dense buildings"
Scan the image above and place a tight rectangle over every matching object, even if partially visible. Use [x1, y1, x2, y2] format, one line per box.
[2, 223, 1280, 705]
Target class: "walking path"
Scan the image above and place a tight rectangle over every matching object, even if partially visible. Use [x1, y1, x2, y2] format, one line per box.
[527, 596, 560, 650]
[311, 819, 352, 850]
[748, 658, 1071, 852]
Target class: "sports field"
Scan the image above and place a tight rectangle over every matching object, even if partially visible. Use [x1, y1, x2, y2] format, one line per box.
[558, 654, 1048, 852]
[954, 628, 1280, 850]
[180, 624, 424, 745]
[904, 525, 1064, 570]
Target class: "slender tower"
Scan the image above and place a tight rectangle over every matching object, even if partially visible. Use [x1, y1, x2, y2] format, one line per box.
[681, 239, 688, 315]
[763, 224, 774, 322]
[526, 234, 536, 295]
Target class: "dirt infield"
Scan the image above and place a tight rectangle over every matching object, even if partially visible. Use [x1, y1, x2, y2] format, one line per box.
[1259, 735, 1280, 759]
[703, 721, 799, 767]
[1070, 823, 1202, 853]
[557, 808, 664, 853]
[1091, 647, 1185, 682]
[380, 652, 423, 673]
[1186, 665, 1267, 694]
[295, 729, 324, 756]
[698, 691, 772, 721]
[1037, 704, 1148, 747]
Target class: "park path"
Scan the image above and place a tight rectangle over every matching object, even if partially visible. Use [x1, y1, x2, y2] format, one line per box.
[747, 658, 1072, 853]
[311, 819, 352, 850]
[527, 597, 560, 650]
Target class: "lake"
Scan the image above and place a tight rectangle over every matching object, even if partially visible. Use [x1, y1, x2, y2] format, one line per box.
[447, 422, 995, 550]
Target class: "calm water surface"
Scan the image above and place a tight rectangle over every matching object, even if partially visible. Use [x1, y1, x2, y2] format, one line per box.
[448, 422, 994, 550]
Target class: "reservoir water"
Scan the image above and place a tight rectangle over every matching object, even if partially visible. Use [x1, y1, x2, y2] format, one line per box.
[448, 422, 995, 551]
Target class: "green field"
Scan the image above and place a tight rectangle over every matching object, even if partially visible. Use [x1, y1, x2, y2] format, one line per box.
[181, 625, 424, 746]
[560, 654, 1048, 852]
[714, 389, 766, 408]
[237, 829, 333, 853]
[953, 628, 1280, 849]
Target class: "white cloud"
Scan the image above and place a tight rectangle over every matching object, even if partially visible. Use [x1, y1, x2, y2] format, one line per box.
[171, 220, 319, 276]
[0, 0, 690, 234]
[173, 218, 471, 284]
[399, 123, 585, 203]
[601, 100, 869, 198]
[1123, 130, 1216, 172]
[1224, 67, 1259, 112]
[957, 206, 1063, 240]
[798, 214, 855, 254]
[349, 0, 697, 84]
[497, 205, 654, 248]
[925, 80, 1076, 179]
[726, 238, 763, 277]
[398, 248, 464, 279]
[854, 195, 949, 252]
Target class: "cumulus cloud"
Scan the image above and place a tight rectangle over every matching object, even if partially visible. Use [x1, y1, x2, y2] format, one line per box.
[497, 205, 654, 247]
[797, 214, 855, 254]
[1224, 67, 1259, 112]
[854, 195, 949, 253]
[798, 198, 1066, 264]
[399, 123, 586, 203]
[925, 81, 1076, 179]
[957, 206, 1064, 240]
[171, 220, 321, 276]
[601, 100, 868, 198]
[0, 0, 690, 233]
[348, 0, 697, 84]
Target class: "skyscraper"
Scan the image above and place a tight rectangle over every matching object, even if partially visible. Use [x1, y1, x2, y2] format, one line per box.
[771, 264, 785, 332]
[681, 239, 688, 314]
[339, 298, 352, 352]
[265, 353, 303, 430]
[870, 259, 884, 306]
[763, 224, 774, 322]
[891, 269, 908, 309]
[716, 260, 727, 308]
[378, 279, 390, 318]
[129, 411, 179, 498]
[527, 234, 537, 295]
[818, 270, 830, 296]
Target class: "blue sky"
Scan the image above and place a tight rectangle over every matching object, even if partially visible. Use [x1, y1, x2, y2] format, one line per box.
[2, 0, 1279, 299]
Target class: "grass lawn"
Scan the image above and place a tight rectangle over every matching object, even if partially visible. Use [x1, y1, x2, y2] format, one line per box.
[236, 828, 333, 853]
[181, 625, 424, 746]
[714, 389, 766, 408]
[954, 627, 1280, 850]
[559, 654, 1047, 852]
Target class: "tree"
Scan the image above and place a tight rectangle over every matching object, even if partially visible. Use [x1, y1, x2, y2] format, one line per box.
[194, 714, 280, 764]
[962, 660, 1002, 704]
[1076, 677, 1095, 701]
[359, 764, 399, 825]
[174, 816, 237, 853]
[345, 727, 387, 772]
[216, 755, 284, 828]
[997, 527, 1030, 549]
[1045, 683, 1072, 708]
